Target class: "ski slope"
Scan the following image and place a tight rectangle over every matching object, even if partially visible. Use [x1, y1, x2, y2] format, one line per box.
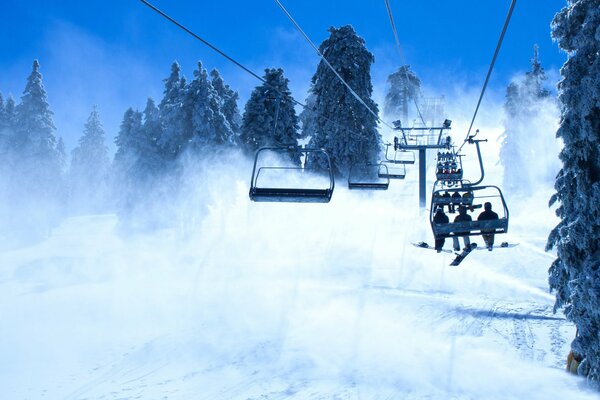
[0, 167, 596, 399]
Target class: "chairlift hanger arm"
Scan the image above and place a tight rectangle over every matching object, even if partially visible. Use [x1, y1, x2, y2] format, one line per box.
[458, 0, 517, 153]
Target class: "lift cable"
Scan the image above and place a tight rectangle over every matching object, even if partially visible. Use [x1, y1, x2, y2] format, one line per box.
[458, 0, 517, 153]
[273, 0, 395, 131]
[139, 0, 370, 142]
[382, 0, 427, 127]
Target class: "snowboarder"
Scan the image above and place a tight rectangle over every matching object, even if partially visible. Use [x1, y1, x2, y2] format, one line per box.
[433, 207, 449, 252]
[477, 202, 499, 250]
[453, 205, 472, 251]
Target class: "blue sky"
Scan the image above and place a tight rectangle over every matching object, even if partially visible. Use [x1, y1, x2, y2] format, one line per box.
[0, 0, 567, 152]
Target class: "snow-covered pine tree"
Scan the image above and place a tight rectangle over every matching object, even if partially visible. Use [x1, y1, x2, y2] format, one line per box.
[139, 98, 164, 178]
[158, 62, 190, 162]
[499, 82, 527, 193]
[13, 60, 64, 230]
[210, 68, 241, 141]
[546, 0, 600, 385]
[113, 108, 144, 215]
[240, 68, 301, 164]
[0, 93, 7, 152]
[187, 62, 233, 151]
[70, 106, 110, 213]
[524, 45, 551, 101]
[304, 25, 381, 175]
[298, 93, 317, 140]
[3, 95, 16, 137]
[499, 45, 555, 195]
[384, 65, 421, 124]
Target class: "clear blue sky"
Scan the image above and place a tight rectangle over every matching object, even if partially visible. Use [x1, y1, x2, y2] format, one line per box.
[0, 0, 567, 151]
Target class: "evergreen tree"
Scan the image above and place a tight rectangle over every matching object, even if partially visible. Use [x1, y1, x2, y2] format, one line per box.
[4, 95, 16, 136]
[298, 93, 317, 140]
[524, 45, 551, 100]
[210, 68, 241, 139]
[384, 65, 422, 124]
[546, 0, 600, 385]
[499, 45, 556, 195]
[158, 62, 190, 161]
[187, 62, 233, 150]
[0, 93, 7, 152]
[15, 61, 63, 218]
[240, 68, 301, 164]
[15, 60, 57, 158]
[304, 25, 381, 175]
[114, 108, 143, 177]
[70, 106, 110, 213]
[113, 108, 144, 215]
[56, 137, 67, 175]
[139, 97, 164, 177]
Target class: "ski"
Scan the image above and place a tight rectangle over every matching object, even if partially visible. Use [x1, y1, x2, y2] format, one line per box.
[474, 242, 519, 251]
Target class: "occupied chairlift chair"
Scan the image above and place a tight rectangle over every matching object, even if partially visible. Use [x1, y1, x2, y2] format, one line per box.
[429, 132, 509, 239]
[436, 149, 464, 182]
[249, 146, 335, 203]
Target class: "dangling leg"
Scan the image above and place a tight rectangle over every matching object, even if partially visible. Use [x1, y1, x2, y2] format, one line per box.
[463, 235, 471, 251]
[435, 237, 445, 253]
[453, 237, 460, 252]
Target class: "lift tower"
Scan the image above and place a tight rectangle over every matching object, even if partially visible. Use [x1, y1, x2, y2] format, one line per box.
[393, 119, 452, 209]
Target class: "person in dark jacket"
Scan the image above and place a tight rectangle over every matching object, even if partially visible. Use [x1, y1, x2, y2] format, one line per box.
[450, 191, 462, 213]
[453, 206, 472, 251]
[477, 202, 499, 250]
[433, 207, 449, 252]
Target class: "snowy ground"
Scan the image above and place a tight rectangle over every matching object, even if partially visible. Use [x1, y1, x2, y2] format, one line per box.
[1, 170, 597, 399]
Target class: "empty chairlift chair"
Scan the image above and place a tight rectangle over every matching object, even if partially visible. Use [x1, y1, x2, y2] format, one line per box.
[384, 143, 416, 165]
[249, 146, 335, 203]
[348, 163, 390, 190]
[379, 161, 406, 180]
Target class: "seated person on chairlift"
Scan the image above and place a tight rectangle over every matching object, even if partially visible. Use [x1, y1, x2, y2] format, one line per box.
[433, 207, 449, 252]
[477, 202, 499, 250]
[462, 191, 473, 208]
[453, 206, 472, 252]
[441, 191, 452, 211]
[450, 191, 462, 212]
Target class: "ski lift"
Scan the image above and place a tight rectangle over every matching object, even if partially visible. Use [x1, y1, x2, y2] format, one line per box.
[348, 163, 390, 190]
[249, 146, 335, 203]
[384, 142, 416, 165]
[429, 133, 509, 239]
[379, 161, 406, 179]
[430, 185, 509, 238]
[435, 149, 463, 181]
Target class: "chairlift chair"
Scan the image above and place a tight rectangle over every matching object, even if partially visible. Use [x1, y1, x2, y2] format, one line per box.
[379, 161, 406, 179]
[430, 185, 509, 239]
[249, 146, 335, 203]
[384, 143, 416, 165]
[348, 163, 390, 190]
[436, 150, 464, 181]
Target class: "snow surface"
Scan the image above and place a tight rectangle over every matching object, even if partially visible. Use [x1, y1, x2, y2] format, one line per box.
[0, 165, 597, 399]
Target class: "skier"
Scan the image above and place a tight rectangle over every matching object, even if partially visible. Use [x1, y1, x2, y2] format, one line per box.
[452, 206, 472, 251]
[477, 202, 499, 250]
[433, 207, 449, 252]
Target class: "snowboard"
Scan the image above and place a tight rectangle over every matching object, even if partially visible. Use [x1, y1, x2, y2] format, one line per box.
[449, 243, 478, 266]
[412, 242, 453, 254]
